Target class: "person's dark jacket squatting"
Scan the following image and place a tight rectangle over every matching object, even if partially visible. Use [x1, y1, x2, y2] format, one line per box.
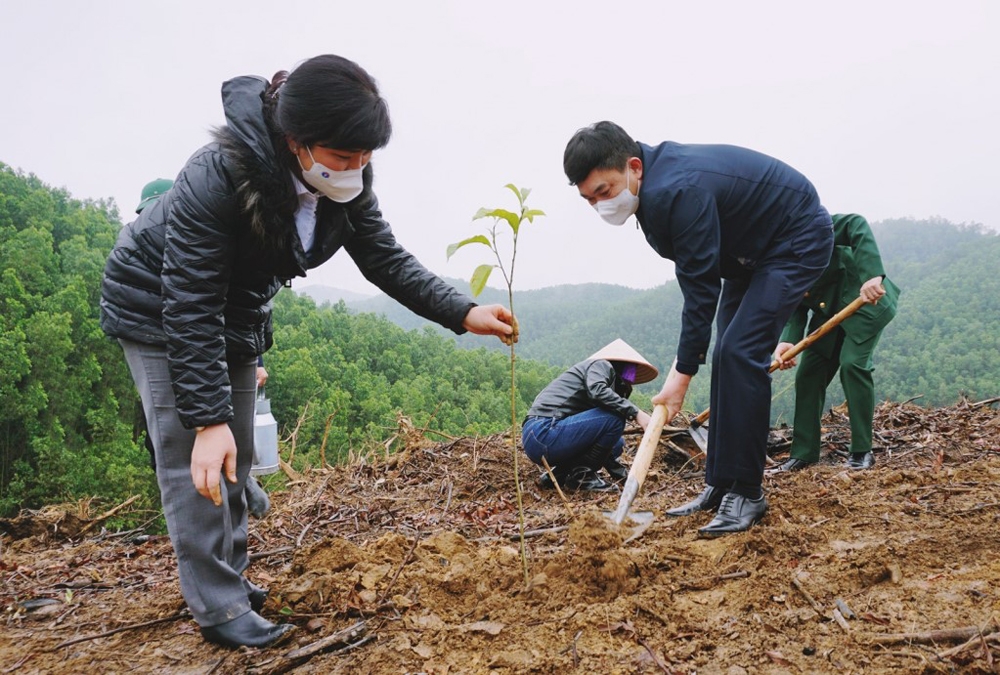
[522, 339, 658, 492]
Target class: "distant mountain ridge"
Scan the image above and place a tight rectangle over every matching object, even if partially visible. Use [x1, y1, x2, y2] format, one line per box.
[294, 284, 374, 306]
[299, 278, 675, 372]
[297, 217, 1000, 419]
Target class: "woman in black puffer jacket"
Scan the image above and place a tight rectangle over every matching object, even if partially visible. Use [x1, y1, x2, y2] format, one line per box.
[100, 54, 515, 648]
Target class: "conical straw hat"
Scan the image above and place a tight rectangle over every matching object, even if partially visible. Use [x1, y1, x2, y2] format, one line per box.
[587, 338, 658, 384]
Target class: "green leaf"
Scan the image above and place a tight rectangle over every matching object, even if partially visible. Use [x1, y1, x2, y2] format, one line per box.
[473, 208, 520, 233]
[523, 209, 546, 223]
[469, 264, 495, 297]
[446, 235, 492, 260]
[504, 184, 524, 208]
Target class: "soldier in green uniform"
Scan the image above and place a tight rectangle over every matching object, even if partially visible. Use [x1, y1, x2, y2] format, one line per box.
[770, 213, 900, 471]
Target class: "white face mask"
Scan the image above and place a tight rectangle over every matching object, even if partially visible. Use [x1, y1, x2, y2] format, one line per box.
[593, 165, 639, 226]
[298, 147, 365, 203]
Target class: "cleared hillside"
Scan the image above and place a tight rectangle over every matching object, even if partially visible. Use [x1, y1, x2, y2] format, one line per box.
[3, 399, 999, 673]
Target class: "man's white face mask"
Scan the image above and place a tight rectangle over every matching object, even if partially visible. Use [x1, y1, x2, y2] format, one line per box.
[593, 165, 639, 226]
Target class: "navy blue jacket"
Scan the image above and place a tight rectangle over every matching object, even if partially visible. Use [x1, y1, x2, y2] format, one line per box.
[635, 142, 831, 374]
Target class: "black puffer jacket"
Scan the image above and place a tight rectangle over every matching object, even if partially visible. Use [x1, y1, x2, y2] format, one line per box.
[101, 75, 475, 429]
[525, 360, 640, 421]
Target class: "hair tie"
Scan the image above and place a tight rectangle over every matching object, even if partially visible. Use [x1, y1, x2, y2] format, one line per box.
[267, 70, 289, 100]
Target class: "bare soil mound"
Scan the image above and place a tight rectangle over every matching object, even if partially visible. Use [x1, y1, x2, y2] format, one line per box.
[3, 399, 1000, 674]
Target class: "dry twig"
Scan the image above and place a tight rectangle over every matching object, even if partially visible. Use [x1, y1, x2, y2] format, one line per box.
[870, 623, 998, 645]
[678, 570, 750, 591]
[540, 456, 575, 519]
[52, 611, 190, 650]
[248, 621, 370, 675]
[77, 495, 141, 536]
[792, 576, 827, 617]
[937, 631, 1000, 659]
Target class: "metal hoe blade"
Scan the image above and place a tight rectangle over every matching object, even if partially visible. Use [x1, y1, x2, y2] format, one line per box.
[604, 472, 655, 541]
[601, 405, 669, 543]
[689, 424, 709, 454]
[602, 506, 655, 543]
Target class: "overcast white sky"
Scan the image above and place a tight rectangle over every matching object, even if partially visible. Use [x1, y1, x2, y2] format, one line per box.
[1, 1, 997, 296]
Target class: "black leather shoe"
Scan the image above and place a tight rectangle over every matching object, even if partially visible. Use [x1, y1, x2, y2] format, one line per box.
[247, 583, 268, 613]
[603, 457, 629, 483]
[848, 451, 875, 470]
[697, 492, 768, 537]
[665, 486, 724, 517]
[201, 611, 296, 649]
[562, 466, 618, 492]
[767, 457, 815, 473]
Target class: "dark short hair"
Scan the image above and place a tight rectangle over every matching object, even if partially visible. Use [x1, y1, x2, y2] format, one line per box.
[563, 121, 639, 185]
[276, 54, 392, 151]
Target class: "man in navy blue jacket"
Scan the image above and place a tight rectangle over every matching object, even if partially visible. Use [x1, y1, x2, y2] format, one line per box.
[564, 121, 833, 536]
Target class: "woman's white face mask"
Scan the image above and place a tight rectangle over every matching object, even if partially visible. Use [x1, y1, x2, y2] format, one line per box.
[298, 147, 365, 203]
[593, 166, 639, 226]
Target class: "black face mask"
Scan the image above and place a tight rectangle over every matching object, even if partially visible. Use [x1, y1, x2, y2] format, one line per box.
[614, 377, 633, 399]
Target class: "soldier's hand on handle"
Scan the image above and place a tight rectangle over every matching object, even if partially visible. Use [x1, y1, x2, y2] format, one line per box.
[860, 276, 886, 304]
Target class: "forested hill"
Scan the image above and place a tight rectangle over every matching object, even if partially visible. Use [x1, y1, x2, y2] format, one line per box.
[2, 161, 997, 522]
[0, 164, 563, 519]
[329, 217, 1000, 419]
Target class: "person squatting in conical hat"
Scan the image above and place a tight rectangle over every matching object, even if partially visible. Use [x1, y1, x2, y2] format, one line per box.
[521, 338, 659, 492]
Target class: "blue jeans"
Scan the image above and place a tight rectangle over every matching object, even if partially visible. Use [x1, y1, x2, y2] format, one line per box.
[522, 409, 625, 468]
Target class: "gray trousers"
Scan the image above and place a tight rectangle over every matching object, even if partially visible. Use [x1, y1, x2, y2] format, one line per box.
[121, 339, 257, 627]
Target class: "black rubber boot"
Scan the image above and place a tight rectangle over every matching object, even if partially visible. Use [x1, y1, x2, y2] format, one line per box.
[848, 451, 875, 470]
[246, 477, 271, 519]
[536, 463, 571, 490]
[247, 581, 268, 613]
[579, 444, 614, 472]
[603, 456, 629, 482]
[561, 465, 618, 492]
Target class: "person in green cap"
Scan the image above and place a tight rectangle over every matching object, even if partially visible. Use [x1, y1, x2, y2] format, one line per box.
[770, 213, 900, 472]
[136, 178, 174, 213]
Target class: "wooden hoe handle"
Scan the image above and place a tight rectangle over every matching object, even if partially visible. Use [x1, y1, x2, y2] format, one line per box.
[691, 295, 868, 429]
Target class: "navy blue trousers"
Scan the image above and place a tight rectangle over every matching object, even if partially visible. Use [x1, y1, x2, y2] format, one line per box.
[705, 219, 833, 489]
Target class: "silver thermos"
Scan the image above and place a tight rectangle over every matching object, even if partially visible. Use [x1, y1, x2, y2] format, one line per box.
[252, 387, 280, 476]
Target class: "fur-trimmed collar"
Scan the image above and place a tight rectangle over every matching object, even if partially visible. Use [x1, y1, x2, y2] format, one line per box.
[212, 125, 297, 249]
